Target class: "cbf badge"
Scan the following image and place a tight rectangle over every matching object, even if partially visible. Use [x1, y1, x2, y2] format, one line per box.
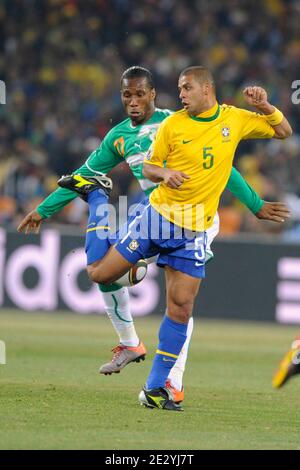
[221, 126, 231, 141]
[129, 240, 139, 251]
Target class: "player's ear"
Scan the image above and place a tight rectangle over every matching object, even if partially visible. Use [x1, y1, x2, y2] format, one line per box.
[151, 88, 156, 100]
[206, 81, 215, 95]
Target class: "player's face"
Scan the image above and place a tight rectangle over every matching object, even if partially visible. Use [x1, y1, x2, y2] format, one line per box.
[121, 78, 156, 125]
[178, 74, 210, 116]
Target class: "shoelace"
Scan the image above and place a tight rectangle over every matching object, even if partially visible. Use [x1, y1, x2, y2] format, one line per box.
[111, 345, 125, 362]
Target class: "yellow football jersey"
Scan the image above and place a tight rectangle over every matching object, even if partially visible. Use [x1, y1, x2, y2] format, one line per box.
[144, 102, 275, 231]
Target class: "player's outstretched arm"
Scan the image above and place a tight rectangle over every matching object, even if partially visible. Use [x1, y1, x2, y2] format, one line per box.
[243, 86, 292, 139]
[143, 163, 190, 189]
[227, 166, 264, 214]
[18, 133, 123, 232]
[226, 167, 290, 223]
[17, 185, 80, 235]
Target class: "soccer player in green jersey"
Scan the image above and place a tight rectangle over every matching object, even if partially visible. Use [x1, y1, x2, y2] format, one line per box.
[18, 66, 290, 404]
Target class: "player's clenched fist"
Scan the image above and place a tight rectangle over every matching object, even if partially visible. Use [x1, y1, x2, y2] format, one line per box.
[243, 86, 268, 107]
[163, 169, 190, 189]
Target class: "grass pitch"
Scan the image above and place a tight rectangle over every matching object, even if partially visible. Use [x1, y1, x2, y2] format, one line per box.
[0, 309, 300, 450]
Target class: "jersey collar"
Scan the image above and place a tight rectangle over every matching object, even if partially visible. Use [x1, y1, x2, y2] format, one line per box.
[190, 102, 220, 122]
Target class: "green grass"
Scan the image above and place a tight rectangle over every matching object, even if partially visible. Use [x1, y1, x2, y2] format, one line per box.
[0, 309, 300, 449]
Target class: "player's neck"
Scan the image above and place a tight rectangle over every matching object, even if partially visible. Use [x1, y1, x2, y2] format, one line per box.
[193, 99, 217, 117]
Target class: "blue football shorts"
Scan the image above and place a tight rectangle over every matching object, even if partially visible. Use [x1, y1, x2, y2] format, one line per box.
[85, 195, 219, 276]
[114, 201, 207, 279]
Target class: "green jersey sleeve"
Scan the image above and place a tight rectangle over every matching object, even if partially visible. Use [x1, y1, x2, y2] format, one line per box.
[226, 167, 264, 214]
[37, 130, 123, 219]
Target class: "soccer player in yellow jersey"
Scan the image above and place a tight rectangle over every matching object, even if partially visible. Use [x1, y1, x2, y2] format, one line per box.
[84, 66, 292, 410]
[272, 335, 300, 388]
[143, 66, 292, 233]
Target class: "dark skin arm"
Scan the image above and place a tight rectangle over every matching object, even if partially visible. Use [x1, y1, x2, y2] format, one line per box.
[255, 201, 290, 223]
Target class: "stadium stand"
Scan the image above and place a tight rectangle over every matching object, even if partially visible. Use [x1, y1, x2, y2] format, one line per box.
[0, 0, 299, 236]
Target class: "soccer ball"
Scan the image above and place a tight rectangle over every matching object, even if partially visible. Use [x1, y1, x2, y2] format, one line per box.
[116, 259, 148, 287]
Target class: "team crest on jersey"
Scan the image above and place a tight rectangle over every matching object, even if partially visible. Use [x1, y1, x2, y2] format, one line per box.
[129, 240, 139, 251]
[221, 126, 231, 142]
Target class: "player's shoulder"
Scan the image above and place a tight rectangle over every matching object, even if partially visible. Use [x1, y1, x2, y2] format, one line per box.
[220, 103, 255, 118]
[220, 103, 240, 114]
[102, 118, 130, 143]
[108, 117, 131, 134]
[162, 108, 186, 124]
[154, 107, 173, 118]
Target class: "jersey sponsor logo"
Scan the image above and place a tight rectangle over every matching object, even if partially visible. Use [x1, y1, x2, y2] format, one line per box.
[114, 136, 125, 156]
[182, 139, 193, 144]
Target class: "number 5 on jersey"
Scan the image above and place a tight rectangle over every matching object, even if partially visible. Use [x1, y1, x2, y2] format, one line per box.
[203, 147, 214, 169]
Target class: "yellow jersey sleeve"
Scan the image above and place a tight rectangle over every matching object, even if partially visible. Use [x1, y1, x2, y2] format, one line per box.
[144, 118, 172, 168]
[237, 108, 275, 140]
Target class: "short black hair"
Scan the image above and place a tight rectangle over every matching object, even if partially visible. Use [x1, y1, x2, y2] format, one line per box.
[180, 66, 214, 85]
[121, 66, 154, 89]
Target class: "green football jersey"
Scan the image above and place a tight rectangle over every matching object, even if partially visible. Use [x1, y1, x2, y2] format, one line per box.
[37, 108, 170, 218]
[37, 108, 263, 219]
[84, 108, 171, 195]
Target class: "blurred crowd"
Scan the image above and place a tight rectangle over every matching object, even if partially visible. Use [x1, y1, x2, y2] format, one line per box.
[0, 0, 300, 238]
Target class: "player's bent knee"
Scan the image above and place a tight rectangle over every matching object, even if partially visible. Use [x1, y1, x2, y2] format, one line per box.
[168, 299, 194, 323]
[171, 293, 195, 310]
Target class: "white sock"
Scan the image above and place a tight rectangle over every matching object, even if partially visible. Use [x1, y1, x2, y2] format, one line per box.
[167, 317, 194, 390]
[101, 287, 140, 347]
